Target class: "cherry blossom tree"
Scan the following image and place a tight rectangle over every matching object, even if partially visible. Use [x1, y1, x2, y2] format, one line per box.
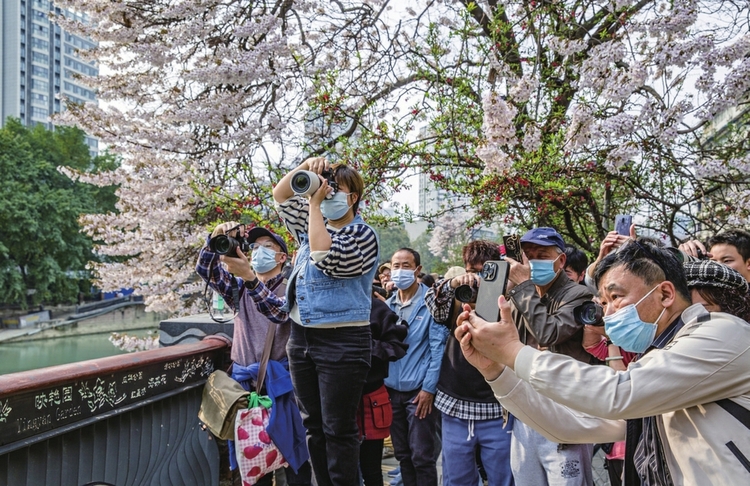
[428, 213, 471, 263]
[55, 0, 750, 312]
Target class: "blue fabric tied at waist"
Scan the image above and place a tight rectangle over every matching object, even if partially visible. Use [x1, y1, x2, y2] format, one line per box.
[229, 358, 310, 472]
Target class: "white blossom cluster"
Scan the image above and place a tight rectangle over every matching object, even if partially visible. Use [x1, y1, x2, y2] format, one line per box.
[508, 75, 538, 103]
[109, 331, 160, 353]
[47, 0, 750, 310]
[477, 91, 517, 173]
[547, 36, 587, 57]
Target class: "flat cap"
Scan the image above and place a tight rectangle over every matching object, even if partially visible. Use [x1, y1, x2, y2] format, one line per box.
[684, 260, 749, 294]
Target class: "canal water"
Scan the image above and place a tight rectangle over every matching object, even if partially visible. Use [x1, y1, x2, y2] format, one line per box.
[0, 329, 155, 375]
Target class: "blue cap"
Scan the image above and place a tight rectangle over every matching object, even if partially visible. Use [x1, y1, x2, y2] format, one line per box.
[246, 227, 289, 255]
[520, 227, 565, 252]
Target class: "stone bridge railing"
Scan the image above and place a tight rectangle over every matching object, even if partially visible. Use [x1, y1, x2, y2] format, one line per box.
[0, 324, 231, 486]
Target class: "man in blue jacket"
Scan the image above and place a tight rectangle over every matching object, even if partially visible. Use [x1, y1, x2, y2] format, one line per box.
[385, 248, 448, 486]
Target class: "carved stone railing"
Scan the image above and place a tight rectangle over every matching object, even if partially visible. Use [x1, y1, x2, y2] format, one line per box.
[0, 337, 230, 486]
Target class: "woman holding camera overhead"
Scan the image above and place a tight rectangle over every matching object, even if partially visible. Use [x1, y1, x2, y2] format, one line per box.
[244, 157, 379, 486]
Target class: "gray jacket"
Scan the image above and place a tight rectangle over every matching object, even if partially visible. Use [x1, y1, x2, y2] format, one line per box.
[508, 273, 594, 364]
[489, 304, 750, 485]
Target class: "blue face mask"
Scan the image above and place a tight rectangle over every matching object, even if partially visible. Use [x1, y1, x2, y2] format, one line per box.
[391, 269, 416, 290]
[603, 285, 665, 353]
[529, 254, 562, 286]
[320, 191, 352, 220]
[251, 245, 280, 274]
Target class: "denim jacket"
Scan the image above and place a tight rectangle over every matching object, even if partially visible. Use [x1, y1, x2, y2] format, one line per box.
[285, 214, 379, 326]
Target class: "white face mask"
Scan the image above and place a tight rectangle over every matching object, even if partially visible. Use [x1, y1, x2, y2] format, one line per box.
[251, 245, 280, 274]
[529, 254, 562, 285]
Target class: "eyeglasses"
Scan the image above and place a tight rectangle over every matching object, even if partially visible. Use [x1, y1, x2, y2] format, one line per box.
[249, 242, 277, 251]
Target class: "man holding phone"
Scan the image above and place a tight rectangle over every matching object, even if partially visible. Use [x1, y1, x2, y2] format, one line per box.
[425, 240, 514, 486]
[504, 227, 595, 486]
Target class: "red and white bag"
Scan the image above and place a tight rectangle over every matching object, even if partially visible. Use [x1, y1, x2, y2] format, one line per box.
[235, 392, 287, 485]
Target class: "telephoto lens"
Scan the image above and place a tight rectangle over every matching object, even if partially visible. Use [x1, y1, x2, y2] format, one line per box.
[290, 170, 323, 197]
[455, 284, 478, 303]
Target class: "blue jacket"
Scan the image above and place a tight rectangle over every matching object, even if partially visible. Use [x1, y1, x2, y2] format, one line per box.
[384, 283, 448, 394]
[285, 214, 378, 326]
[231, 360, 309, 472]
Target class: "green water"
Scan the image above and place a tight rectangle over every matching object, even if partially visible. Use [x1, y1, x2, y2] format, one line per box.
[0, 331, 153, 375]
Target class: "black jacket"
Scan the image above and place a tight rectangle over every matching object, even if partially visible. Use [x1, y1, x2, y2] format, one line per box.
[365, 297, 409, 394]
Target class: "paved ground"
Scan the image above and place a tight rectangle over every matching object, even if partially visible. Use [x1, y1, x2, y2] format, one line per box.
[222, 442, 610, 485]
[381, 447, 611, 485]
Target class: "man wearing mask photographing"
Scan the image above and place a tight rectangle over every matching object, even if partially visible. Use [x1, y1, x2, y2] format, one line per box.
[196, 223, 312, 486]
[503, 227, 595, 486]
[457, 237, 750, 485]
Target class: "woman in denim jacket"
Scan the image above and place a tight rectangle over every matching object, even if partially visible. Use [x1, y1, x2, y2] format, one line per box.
[245, 157, 379, 486]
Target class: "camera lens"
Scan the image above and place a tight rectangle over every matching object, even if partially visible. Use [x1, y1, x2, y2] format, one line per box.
[291, 173, 312, 193]
[480, 263, 496, 281]
[209, 235, 238, 257]
[573, 300, 604, 326]
[290, 170, 323, 197]
[455, 284, 478, 303]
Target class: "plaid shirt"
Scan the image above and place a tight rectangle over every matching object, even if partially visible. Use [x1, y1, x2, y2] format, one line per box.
[435, 390, 503, 421]
[427, 279, 504, 420]
[631, 317, 685, 486]
[424, 278, 456, 324]
[195, 241, 285, 314]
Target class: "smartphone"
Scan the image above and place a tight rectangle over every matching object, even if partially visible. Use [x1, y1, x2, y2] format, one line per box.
[503, 234, 524, 262]
[614, 215, 632, 236]
[475, 260, 510, 321]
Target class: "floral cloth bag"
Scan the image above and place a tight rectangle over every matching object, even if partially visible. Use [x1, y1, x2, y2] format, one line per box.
[235, 391, 287, 485]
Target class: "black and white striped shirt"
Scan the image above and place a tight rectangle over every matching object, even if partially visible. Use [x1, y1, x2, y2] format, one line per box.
[277, 196, 378, 278]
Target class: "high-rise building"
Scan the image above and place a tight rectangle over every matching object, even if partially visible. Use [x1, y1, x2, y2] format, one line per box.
[1, 0, 98, 153]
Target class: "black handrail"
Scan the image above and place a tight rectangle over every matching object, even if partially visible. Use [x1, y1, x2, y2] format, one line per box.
[0, 338, 229, 486]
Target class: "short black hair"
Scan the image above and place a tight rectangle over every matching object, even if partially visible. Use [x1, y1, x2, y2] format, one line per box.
[594, 238, 691, 302]
[707, 229, 750, 261]
[418, 272, 436, 288]
[394, 247, 421, 267]
[564, 245, 588, 274]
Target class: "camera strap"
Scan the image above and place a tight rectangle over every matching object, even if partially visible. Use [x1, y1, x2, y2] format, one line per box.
[204, 280, 236, 323]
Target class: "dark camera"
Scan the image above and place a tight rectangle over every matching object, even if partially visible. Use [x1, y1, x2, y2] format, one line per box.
[455, 283, 478, 303]
[455, 262, 501, 303]
[372, 285, 387, 299]
[209, 226, 250, 258]
[290, 169, 338, 197]
[573, 300, 604, 326]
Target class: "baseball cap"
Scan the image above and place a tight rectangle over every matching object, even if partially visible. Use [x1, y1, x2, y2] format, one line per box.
[378, 262, 391, 274]
[443, 266, 466, 280]
[520, 227, 566, 252]
[246, 227, 288, 255]
[684, 260, 749, 294]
